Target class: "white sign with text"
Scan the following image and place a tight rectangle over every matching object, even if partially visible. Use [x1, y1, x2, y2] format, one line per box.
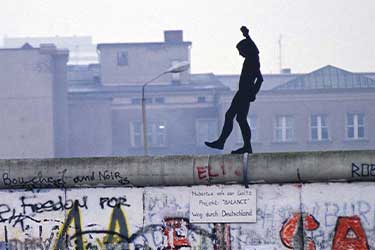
[189, 186, 256, 223]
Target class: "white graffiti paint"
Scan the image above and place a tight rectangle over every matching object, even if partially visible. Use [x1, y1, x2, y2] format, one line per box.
[0, 183, 373, 249]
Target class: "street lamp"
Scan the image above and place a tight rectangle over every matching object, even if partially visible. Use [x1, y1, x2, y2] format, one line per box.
[142, 61, 190, 155]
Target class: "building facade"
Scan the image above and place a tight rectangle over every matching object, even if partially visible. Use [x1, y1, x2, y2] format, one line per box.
[0, 44, 69, 159]
[0, 31, 374, 159]
[3, 36, 98, 65]
[217, 66, 375, 153]
[68, 28, 375, 156]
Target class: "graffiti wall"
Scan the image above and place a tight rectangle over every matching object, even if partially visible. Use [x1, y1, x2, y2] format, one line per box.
[0, 183, 374, 249]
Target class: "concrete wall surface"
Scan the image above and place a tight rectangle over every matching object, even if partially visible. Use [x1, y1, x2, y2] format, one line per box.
[0, 150, 374, 249]
[0, 183, 374, 249]
[0, 150, 374, 189]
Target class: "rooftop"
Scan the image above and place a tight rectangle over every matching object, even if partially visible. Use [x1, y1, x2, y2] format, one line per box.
[275, 65, 375, 90]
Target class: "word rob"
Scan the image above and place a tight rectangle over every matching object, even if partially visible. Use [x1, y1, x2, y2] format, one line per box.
[280, 213, 369, 250]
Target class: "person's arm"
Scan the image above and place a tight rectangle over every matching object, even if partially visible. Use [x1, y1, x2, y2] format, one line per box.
[253, 73, 263, 95]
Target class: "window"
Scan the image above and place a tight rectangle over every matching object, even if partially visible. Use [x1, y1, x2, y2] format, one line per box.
[155, 97, 165, 104]
[154, 122, 167, 146]
[132, 98, 151, 104]
[310, 114, 329, 141]
[237, 115, 257, 143]
[117, 51, 128, 66]
[131, 98, 142, 105]
[130, 121, 142, 147]
[196, 119, 218, 145]
[197, 96, 206, 103]
[274, 115, 295, 142]
[130, 121, 167, 147]
[347, 113, 365, 139]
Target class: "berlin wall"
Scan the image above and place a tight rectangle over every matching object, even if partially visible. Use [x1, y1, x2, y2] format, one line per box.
[0, 150, 374, 250]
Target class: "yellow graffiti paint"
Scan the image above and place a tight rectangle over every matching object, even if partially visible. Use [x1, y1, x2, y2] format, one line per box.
[104, 206, 130, 245]
[54, 201, 85, 250]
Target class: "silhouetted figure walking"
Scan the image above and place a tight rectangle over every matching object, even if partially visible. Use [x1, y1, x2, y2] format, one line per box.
[205, 26, 263, 154]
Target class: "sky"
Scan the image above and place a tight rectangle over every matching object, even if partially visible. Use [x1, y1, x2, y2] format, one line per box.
[0, 0, 374, 74]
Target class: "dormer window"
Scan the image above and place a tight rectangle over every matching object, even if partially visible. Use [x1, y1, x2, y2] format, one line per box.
[117, 51, 128, 66]
[197, 96, 206, 103]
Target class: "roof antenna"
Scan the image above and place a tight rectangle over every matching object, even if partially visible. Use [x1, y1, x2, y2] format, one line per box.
[278, 34, 283, 73]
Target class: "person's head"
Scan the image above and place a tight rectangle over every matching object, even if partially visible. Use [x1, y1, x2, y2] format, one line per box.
[236, 39, 252, 58]
[240, 26, 249, 38]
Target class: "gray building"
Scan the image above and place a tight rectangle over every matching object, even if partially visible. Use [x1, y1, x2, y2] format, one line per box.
[217, 65, 375, 153]
[0, 43, 69, 159]
[69, 65, 375, 156]
[3, 36, 98, 65]
[68, 30, 375, 156]
[0, 31, 374, 159]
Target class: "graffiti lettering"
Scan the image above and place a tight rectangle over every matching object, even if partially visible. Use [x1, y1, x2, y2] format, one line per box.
[0, 204, 41, 231]
[280, 213, 319, 250]
[99, 197, 131, 209]
[99, 170, 121, 182]
[2, 170, 67, 189]
[73, 171, 132, 186]
[332, 216, 369, 250]
[0, 185, 375, 250]
[54, 201, 84, 250]
[196, 165, 222, 180]
[7, 231, 55, 250]
[196, 164, 241, 181]
[213, 223, 231, 250]
[351, 163, 375, 177]
[73, 172, 95, 183]
[21, 196, 88, 214]
[104, 205, 130, 246]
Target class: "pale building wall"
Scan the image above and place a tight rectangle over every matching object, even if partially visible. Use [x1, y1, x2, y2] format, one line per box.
[68, 97, 113, 157]
[3, 36, 98, 65]
[218, 91, 375, 154]
[0, 47, 69, 159]
[98, 43, 191, 85]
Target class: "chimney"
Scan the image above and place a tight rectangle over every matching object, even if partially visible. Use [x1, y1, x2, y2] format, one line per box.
[164, 30, 183, 43]
[280, 68, 291, 74]
[39, 43, 57, 54]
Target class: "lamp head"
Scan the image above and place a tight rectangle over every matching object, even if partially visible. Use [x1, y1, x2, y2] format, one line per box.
[166, 61, 190, 73]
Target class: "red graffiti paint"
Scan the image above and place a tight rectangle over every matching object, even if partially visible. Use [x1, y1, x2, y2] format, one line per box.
[196, 164, 241, 180]
[163, 217, 191, 249]
[332, 216, 369, 250]
[234, 169, 242, 177]
[303, 213, 319, 231]
[280, 213, 300, 248]
[280, 213, 319, 250]
[220, 165, 226, 175]
[208, 165, 220, 178]
[196, 166, 207, 180]
[213, 223, 231, 250]
[196, 165, 220, 180]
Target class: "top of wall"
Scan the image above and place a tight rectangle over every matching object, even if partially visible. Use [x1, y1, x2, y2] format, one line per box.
[0, 150, 374, 190]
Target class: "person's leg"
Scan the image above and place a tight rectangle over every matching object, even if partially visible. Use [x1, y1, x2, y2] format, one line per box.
[231, 96, 252, 154]
[205, 92, 240, 149]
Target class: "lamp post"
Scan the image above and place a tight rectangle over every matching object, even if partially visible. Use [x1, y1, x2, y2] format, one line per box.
[142, 61, 190, 156]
